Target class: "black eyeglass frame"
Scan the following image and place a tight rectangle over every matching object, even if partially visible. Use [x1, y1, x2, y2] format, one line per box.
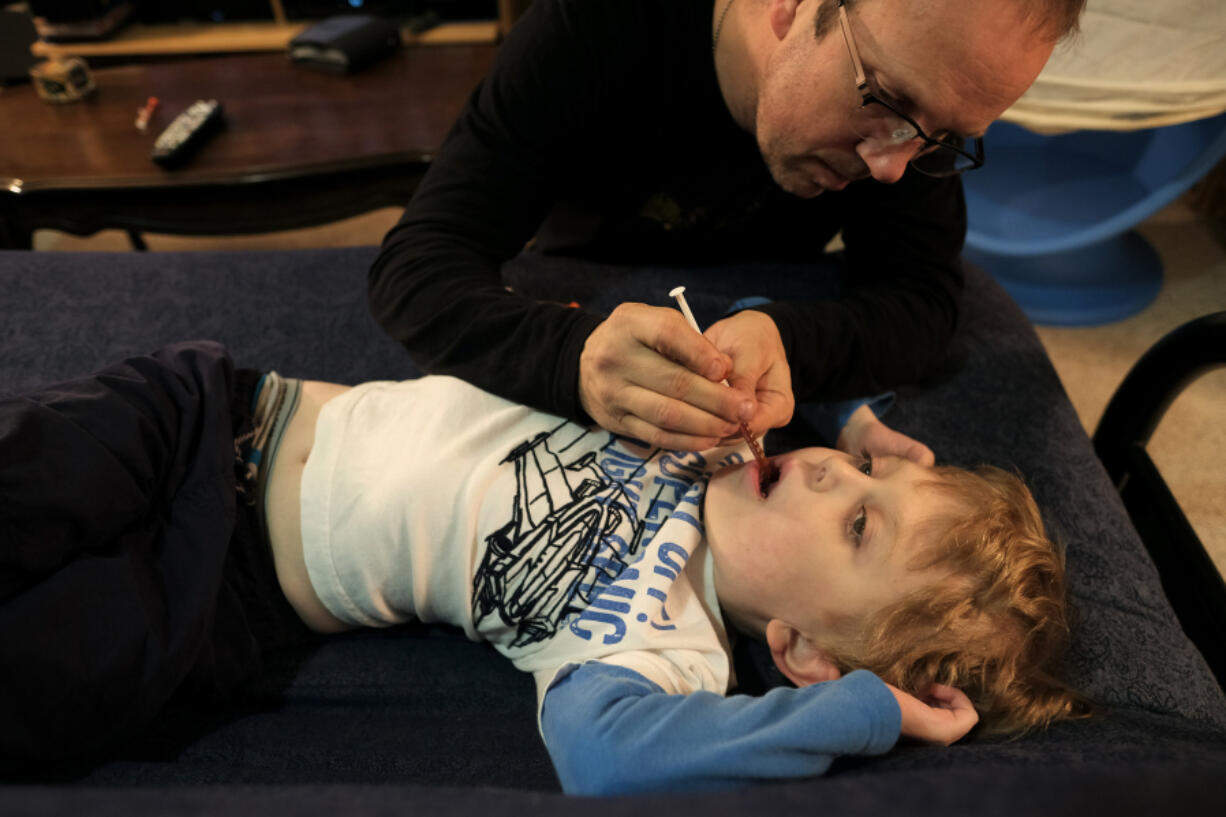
[835, 0, 985, 177]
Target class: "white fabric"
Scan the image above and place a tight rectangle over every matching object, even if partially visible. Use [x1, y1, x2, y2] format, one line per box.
[1004, 0, 1226, 132]
[299, 376, 743, 708]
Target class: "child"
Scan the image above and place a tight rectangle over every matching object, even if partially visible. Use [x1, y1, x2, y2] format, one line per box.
[261, 348, 1084, 792]
[0, 342, 1084, 791]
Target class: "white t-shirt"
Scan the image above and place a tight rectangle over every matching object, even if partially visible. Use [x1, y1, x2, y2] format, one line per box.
[299, 376, 749, 704]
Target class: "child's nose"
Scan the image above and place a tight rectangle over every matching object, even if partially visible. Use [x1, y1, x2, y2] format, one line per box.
[812, 456, 864, 489]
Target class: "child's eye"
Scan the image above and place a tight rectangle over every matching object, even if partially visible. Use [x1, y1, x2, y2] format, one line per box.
[851, 506, 867, 544]
[858, 449, 873, 476]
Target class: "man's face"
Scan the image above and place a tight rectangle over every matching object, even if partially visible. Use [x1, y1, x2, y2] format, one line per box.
[704, 447, 960, 642]
[752, 0, 1056, 196]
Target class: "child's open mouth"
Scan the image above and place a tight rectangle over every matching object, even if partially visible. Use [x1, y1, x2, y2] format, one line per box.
[755, 458, 780, 499]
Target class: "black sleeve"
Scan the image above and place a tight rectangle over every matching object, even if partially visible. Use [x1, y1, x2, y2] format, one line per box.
[368, 0, 607, 421]
[754, 171, 966, 403]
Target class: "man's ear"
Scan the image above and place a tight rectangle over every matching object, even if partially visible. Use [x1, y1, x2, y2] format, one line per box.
[765, 618, 843, 686]
[767, 0, 802, 41]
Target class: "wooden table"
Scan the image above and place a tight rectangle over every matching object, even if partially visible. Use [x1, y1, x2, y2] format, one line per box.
[0, 45, 496, 249]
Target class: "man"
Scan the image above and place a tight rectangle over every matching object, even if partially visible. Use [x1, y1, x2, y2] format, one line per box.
[368, 0, 1080, 455]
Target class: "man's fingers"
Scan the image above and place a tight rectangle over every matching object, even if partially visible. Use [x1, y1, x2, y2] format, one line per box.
[615, 384, 741, 441]
[643, 365, 754, 425]
[577, 303, 789, 449]
[595, 350, 752, 428]
[582, 369, 742, 448]
[637, 305, 732, 383]
[597, 384, 743, 449]
[616, 413, 736, 452]
[739, 389, 795, 438]
[707, 310, 794, 436]
[603, 304, 753, 422]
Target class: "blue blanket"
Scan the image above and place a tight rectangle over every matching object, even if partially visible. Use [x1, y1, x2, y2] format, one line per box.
[1, 247, 1224, 814]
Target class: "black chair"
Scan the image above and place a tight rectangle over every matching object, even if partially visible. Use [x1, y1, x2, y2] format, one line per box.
[1094, 311, 1226, 690]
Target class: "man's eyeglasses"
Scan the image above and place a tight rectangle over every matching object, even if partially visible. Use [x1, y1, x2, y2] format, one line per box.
[836, 0, 984, 178]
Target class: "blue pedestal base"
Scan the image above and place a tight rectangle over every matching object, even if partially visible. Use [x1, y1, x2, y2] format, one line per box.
[964, 229, 1163, 327]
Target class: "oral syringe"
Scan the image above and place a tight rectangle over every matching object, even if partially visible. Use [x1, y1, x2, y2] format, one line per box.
[669, 286, 779, 497]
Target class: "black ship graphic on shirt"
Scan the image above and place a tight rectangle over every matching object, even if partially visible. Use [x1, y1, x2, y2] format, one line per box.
[471, 423, 672, 649]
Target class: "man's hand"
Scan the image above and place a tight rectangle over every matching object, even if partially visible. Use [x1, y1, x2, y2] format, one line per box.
[887, 682, 979, 745]
[836, 404, 935, 466]
[579, 303, 759, 450]
[704, 310, 795, 439]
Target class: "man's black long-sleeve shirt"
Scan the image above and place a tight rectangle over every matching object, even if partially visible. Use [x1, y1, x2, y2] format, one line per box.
[369, 0, 966, 421]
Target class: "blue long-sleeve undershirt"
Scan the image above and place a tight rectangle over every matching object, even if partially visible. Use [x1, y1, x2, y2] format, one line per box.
[540, 662, 901, 796]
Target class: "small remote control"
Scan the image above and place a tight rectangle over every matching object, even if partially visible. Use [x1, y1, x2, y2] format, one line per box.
[151, 99, 224, 169]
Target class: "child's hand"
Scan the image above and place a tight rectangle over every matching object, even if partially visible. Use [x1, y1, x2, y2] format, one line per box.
[837, 404, 935, 467]
[886, 682, 979, 745]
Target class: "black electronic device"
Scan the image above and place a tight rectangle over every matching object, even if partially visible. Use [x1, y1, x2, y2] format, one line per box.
[151, 99, 225, 169]
[288, 14, 400, 74]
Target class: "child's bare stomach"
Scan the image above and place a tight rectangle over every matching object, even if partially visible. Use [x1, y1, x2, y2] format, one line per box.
[266, 380, 355, 634]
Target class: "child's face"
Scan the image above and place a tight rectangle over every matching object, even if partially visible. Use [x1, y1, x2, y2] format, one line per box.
[704, 447, 959, 643]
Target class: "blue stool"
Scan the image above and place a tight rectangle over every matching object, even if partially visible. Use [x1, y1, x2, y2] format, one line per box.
[963, 113, 1226, 326]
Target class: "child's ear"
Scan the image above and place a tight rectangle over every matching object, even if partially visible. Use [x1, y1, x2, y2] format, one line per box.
[765, 619, 843, 686]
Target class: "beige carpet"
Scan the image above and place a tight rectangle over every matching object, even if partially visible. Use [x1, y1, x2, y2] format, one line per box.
[33, 198, 1226, 576]
[1035, 199, 1226, 577]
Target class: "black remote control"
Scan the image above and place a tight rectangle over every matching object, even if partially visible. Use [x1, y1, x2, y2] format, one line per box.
[151, 99, 225, 169]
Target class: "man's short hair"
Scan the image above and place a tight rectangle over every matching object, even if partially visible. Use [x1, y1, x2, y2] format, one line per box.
[814, 0, 1088, 44]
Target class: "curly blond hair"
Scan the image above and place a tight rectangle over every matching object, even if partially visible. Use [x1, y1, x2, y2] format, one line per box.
[821, 464, 1092, 735]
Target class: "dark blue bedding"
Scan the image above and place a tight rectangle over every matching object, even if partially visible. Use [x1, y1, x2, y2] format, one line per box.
[1, 246, 1224, 815]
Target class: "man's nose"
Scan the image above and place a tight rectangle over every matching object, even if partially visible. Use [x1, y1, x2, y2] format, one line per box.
[855, 140, 918, 184]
